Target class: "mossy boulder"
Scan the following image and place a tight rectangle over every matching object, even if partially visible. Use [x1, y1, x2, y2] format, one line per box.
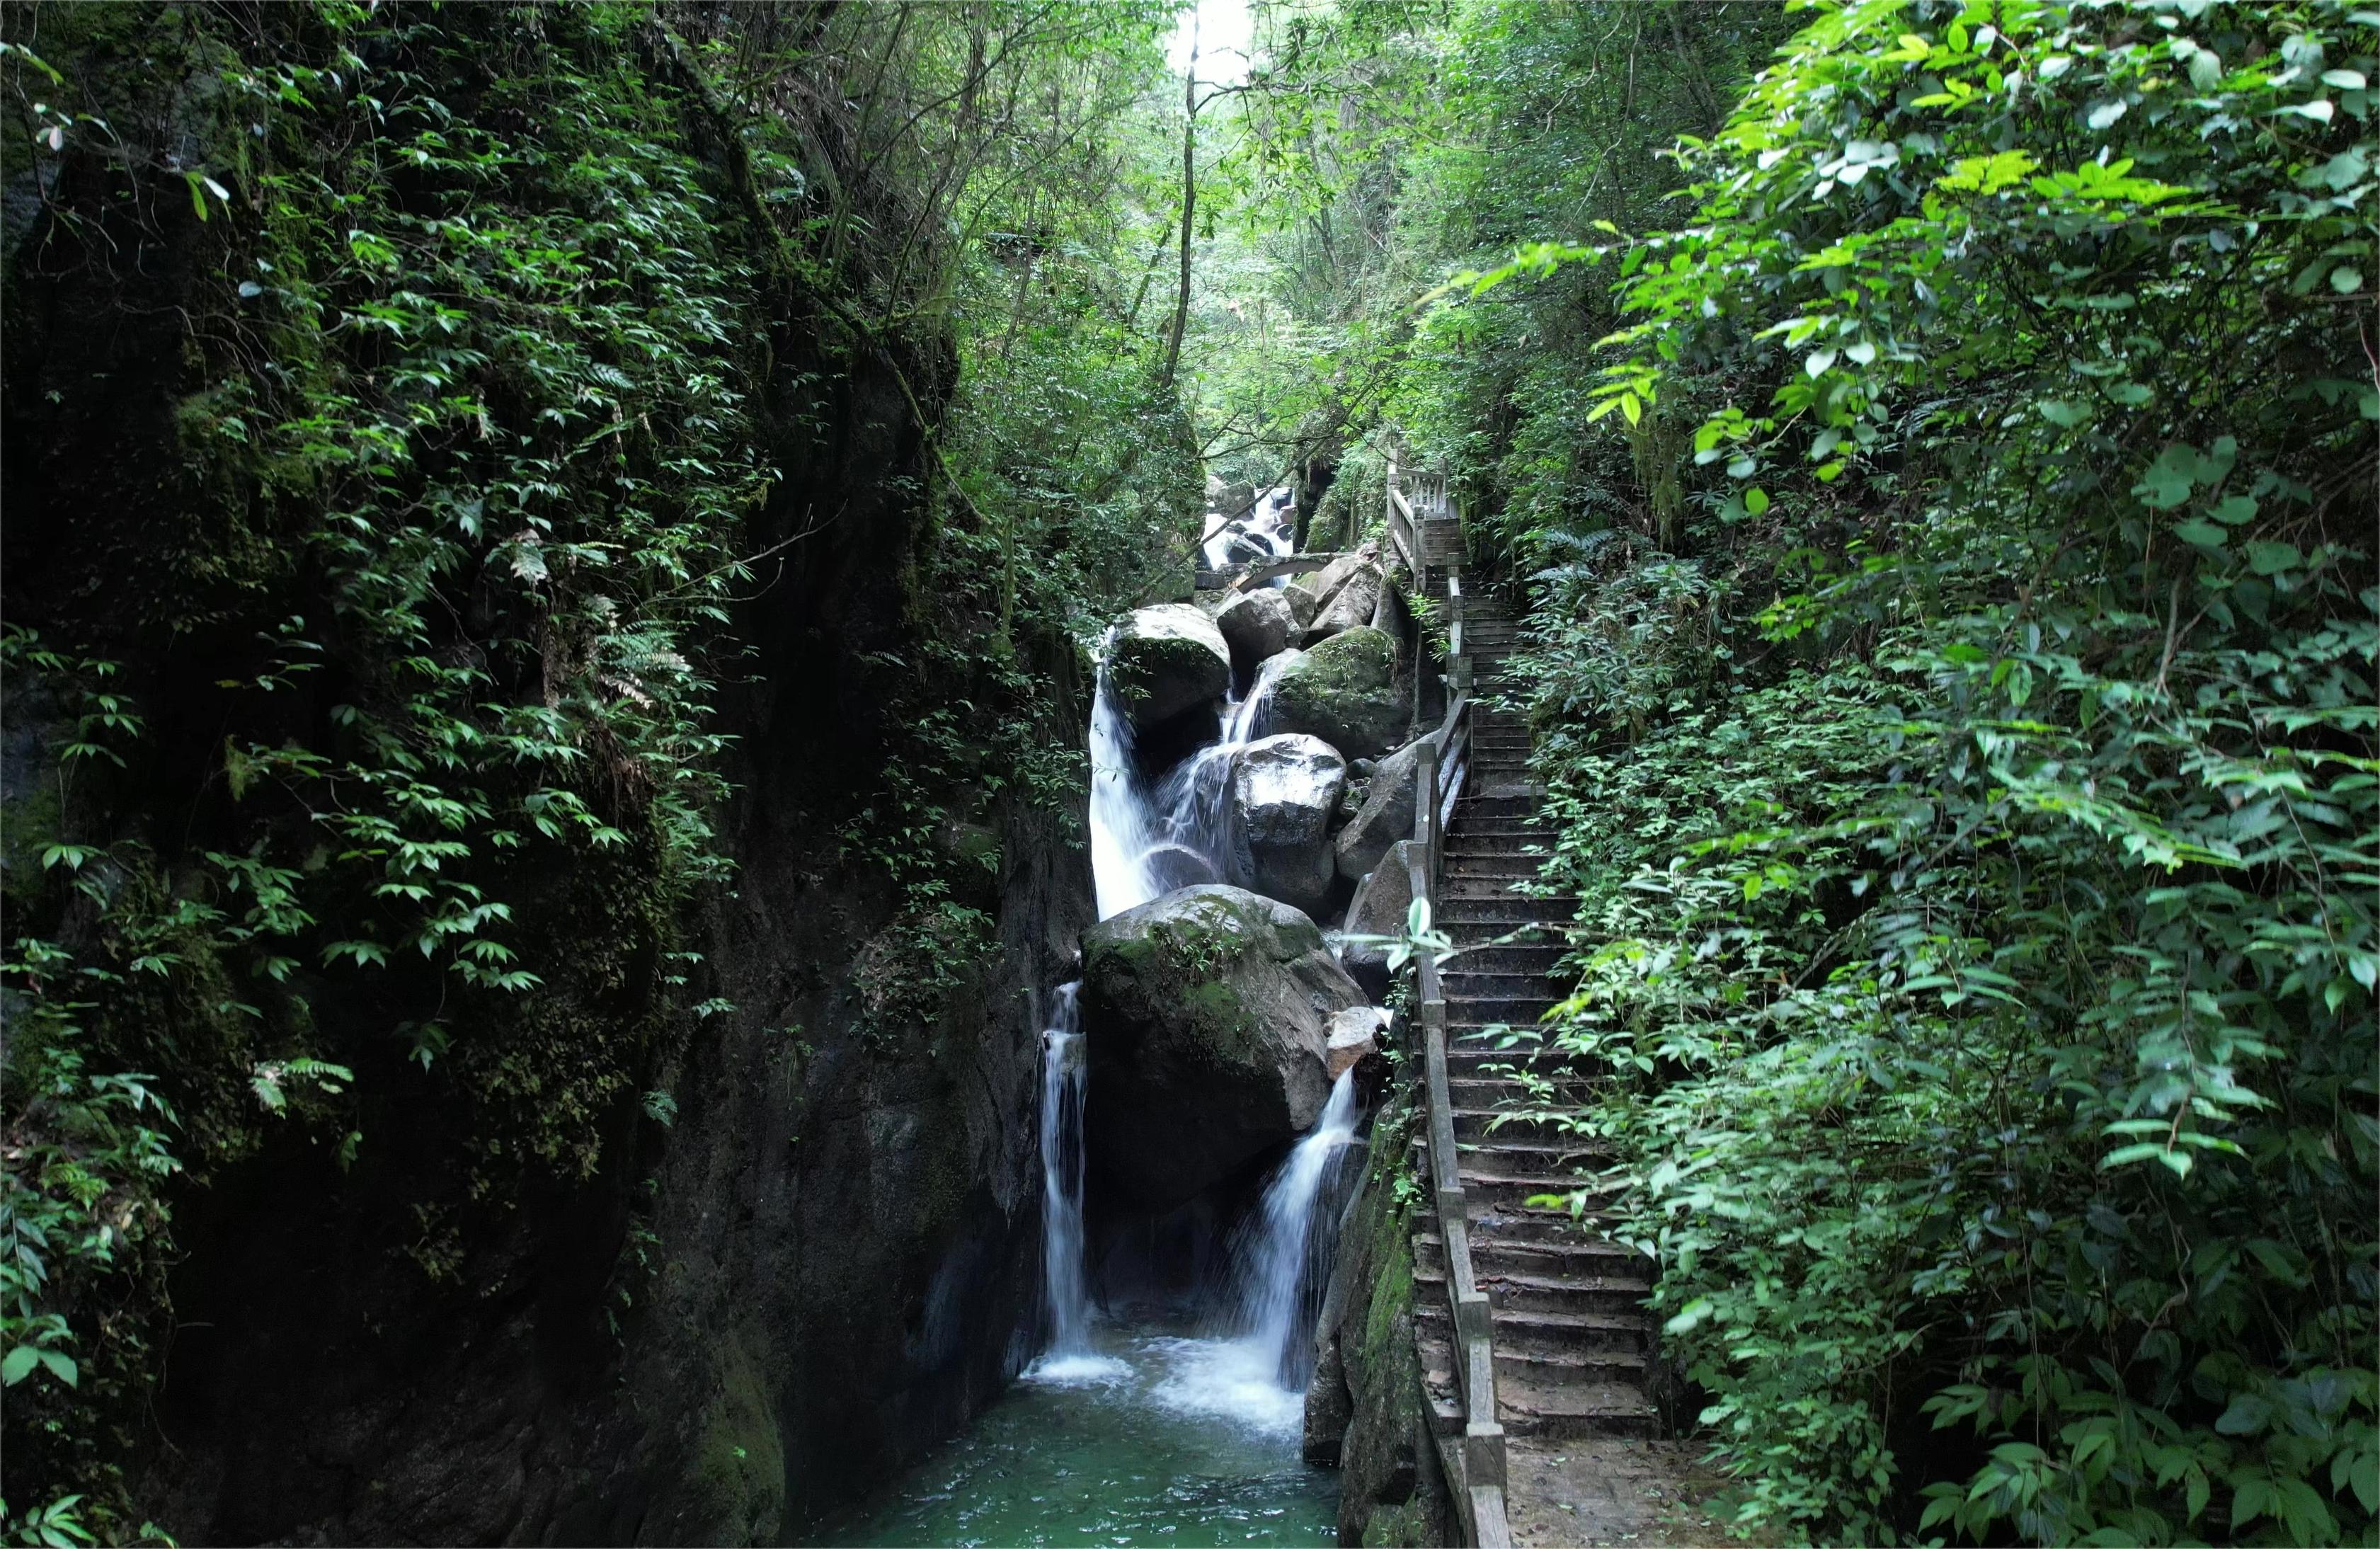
[1106, 604, 1232, 732]
[1080, 885, 1366, 1209]
[1306, 1109, 1453, 1548]
[1268, 627, 1403, 760]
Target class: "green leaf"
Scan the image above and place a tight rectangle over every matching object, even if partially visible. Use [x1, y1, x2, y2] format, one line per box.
[1744, 486, 1770, 516]
[2244, 541, 2301, 575]
[1, 1345, 39, 1385]
[2173, 521, 2229, 550]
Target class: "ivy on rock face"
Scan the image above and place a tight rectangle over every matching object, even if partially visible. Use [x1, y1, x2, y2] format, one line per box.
[4, 4, 779, 1533]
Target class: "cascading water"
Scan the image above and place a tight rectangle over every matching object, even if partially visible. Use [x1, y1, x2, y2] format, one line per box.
[1149, 1070, 1362, 1431]
[1026, 983, 1128, 1385]
[1200, 485, 1297, 572]
[1089, 644, 1292, 920]
[834, 555, 1365, 1543]
[1236, 1070, 1362, 1386]
[1031, 985, 1096, 1355]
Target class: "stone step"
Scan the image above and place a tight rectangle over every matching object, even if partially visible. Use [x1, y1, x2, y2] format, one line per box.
[1442, 965, 1568, 990]
[1452, 1106, 1579, 1139]
[1442, 832, 1551, 857]
[1437, 842, 1552, 866]
[1437, 907, 1565, 932]
[1452, 794, 1542, 820]
[1481, 1271, 1653, 1320]
[1414, 1232, 1647, 1283]
[1444, 818, 1551, 837]
[1414, 1301, 1649, 1367]
[1494, 1374, 1659, 1440]
[1442, 1044, 1584, 1071]
[1436, 879, 1572, 904]
[1446, 1056, 1582, 1080]
[1442, 997, 1560, 1026]
[1462, 1167, 1611, 1215]
[1468, 1197, 1624, 1242]
[1409, 1322, 1468, 1430]
[1447, 1080, 1595, 1115]
[1417, 1131, 1610, 1172]
[1443, 942, 1567, 972]
[1414, 1264, 1650, 1325]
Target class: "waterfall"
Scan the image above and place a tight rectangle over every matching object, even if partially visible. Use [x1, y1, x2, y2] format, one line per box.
[1039, 983, 1090, 1353]
[1088, 642, 1292, 920]
[1027, 983, 1127, 1384]
[1148, 1069, 1362, 1430]
[1235, 1070, 1361, 1386]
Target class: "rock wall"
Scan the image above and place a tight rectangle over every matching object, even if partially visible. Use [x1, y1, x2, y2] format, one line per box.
[0, 6, 1089, 1541]
[1305, 1095, 1454, 1548]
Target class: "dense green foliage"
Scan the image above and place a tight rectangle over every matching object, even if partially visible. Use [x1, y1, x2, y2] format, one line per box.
[3, 1, 2370, 1545]
[1434, 1, 2376, 1542]
[1182, 0, 2380, 1541]
[1, 3, 1194, 1538]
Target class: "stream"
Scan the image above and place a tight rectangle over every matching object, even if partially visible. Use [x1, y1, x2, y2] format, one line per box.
[827, 528, 1354, 1545]
[816, 1325, 1338, 1547]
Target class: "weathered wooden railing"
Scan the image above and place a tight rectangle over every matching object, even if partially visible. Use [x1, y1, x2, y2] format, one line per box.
[1393, 458, 1510, 1548]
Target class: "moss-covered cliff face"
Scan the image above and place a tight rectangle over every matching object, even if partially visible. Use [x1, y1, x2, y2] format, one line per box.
[1, 5, 1089, 1541]
[1305, 1094, 1452, 1548]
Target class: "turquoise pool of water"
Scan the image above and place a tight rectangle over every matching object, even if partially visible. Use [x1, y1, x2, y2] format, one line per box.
[816, 1324, 1339, 1548]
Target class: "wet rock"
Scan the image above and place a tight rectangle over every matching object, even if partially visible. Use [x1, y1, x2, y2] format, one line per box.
[1334, 736, 1429, 881]
[1267, 627, 1403, 760]
[1326, 1006, 1388, 1079]
[1106, 604, 1231, 732]
[1294, 544, 1379, 610]
[1140, 842, 1220, 893]
[1231, 734, 1346, 914]
[1213, 588, 1300, 670]
[1080, 885, 1367, 1210]
[1339, 840, 1417, 1000]
[1304, 559, 1387, 645]
[1309, 1134, 1453, 1545]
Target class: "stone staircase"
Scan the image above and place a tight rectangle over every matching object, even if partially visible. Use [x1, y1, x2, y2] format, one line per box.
[1410, 595, 1659, 1444]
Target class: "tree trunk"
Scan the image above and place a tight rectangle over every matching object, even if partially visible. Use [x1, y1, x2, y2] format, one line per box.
[1157, 30, 1197, 391]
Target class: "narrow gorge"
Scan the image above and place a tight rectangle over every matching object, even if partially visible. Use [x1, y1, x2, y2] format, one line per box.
[4, 4, 2372, 1549]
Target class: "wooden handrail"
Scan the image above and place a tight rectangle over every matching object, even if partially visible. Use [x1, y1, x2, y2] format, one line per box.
[1390, 456, 1509, 1548]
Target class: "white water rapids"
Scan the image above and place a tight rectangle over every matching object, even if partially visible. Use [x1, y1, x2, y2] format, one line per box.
[1029, 557, 1363, 1435]
[1089, 648, 1291, 919]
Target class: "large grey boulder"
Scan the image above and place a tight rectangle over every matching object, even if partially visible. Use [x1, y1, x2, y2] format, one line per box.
[1268, 627, 1403, 760]
[1081, 886, 1366, 1209]
[1305, 559, 1388, 645]
[1334, 736, 1429, 881]
[1106, 604, 1231, 731]
[1295, 545, 1379, 610]
[1232, 733, 1346, 913]
[1339, 840, 1417, 1000]
[1214, 588, 1300, 671]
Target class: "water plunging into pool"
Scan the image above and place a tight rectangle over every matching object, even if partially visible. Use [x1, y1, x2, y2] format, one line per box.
[830, 609, 1358, 1544]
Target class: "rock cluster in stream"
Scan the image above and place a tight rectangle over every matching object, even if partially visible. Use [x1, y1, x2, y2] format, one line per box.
[1081, 548, 1430, 1195]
